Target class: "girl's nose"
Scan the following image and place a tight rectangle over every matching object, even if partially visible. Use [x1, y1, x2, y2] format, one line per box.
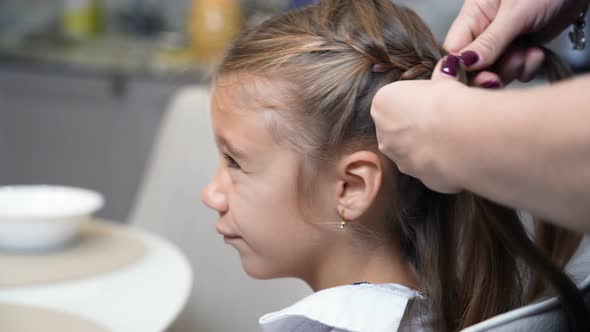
[201, 169, 228, 213]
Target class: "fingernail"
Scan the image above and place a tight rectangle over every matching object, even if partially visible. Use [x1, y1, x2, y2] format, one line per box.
[480, 80, 501, 89]
[458, 51, 479, 67]
[441, 55, 460, 77]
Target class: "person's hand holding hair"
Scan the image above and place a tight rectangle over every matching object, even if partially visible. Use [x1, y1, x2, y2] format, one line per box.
[372, 0, 590, 192]
[445, 0, 589, 85]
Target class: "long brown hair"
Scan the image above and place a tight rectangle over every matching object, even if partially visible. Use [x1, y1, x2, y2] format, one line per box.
[216, 0, 588, 330]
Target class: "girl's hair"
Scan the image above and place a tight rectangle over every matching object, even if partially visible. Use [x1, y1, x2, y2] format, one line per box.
[217, 0, 588, 330]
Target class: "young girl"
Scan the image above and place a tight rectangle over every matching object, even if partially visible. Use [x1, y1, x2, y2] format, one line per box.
[201, 0, 588, 331]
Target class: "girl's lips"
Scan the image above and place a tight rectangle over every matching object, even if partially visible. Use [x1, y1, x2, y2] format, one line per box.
[223, 235, 242, 242]
[216, 224, 240, 239]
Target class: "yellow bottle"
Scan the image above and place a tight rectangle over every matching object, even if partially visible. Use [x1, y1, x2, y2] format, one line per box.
[188, 0, 242, 63]
[62, 0, 102, 41]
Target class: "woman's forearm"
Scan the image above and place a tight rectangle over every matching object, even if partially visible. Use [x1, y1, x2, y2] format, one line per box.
[444, 75, 590, 231]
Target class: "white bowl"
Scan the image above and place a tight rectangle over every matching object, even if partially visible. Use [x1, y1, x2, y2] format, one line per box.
[0, 185, 104, 251]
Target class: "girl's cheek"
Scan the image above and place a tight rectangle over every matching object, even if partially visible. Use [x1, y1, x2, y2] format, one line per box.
[227, 179, 246, 201]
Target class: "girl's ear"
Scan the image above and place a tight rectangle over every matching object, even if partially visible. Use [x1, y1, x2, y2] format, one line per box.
[335, 151, 384, 221]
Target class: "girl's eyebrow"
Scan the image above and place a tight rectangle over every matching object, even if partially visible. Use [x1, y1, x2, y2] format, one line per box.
[215, 135, 248, 159]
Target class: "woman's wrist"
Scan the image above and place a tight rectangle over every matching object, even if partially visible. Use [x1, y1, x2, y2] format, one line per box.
[439, 77, 590, 227]
[436, 85, 534, 192]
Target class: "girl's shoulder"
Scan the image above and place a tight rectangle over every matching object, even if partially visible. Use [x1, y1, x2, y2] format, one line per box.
[259, 283, 430, 332]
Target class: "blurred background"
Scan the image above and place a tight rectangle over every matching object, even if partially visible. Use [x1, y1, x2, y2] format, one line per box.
[0, 0, 588, 221]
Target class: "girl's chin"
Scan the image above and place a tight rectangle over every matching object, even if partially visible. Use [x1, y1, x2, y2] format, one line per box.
[240, 258, 288, 280]
[242, 265, 278, 280]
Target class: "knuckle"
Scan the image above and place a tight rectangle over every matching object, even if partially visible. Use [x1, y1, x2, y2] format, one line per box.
[373, 84, 390, 104]
[477, 32, 499, 59]
[477, 0, 499, 15]
[370, 104, 380, 119]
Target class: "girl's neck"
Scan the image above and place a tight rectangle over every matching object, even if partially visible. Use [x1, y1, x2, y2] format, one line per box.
[305, 240, 418, 292]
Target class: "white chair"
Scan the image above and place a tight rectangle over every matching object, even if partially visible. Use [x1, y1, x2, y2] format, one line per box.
[462, 236, 590, 332]
[128, 86, 311, 332]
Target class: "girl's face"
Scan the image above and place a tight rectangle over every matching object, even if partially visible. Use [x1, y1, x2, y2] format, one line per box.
[201, 77, 335, 280]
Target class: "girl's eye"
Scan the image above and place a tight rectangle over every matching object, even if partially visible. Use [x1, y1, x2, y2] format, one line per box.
[223, 153, 241, 170]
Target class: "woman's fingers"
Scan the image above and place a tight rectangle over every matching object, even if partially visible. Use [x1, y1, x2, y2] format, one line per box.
[431, 55, 463, 81]
[444, 0, 489, 53]
[471, 71, 504, 89]
[496, 48, 527, 83]
[431, 50, 542, 89]
[496, 46, 545, 83]
[445, 0, 525, 70]
[466, 46, 544, 87]
[520, 47, 545, 82]
[432, 55, 504, 89]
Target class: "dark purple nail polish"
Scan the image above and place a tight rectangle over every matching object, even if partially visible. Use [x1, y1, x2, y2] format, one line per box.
[441, 55, 460, 77]
[458, 51, 479, 67]
[481, 80, 501, 89]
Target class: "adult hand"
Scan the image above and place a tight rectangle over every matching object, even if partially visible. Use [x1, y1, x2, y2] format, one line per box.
[371, 0, 589, 192]
[371, 59, 469, 193]
[445, 0, 589, 85]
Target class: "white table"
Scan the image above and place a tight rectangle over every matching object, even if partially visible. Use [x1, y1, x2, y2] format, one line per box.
[0, 226, 193, 332]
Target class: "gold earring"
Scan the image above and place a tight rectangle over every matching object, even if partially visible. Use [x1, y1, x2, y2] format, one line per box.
[339, 208, 348, 229]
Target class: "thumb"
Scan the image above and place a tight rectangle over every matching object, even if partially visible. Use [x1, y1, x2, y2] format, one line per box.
[456, 8, 522, 70]
[431, 55, 462, 81]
